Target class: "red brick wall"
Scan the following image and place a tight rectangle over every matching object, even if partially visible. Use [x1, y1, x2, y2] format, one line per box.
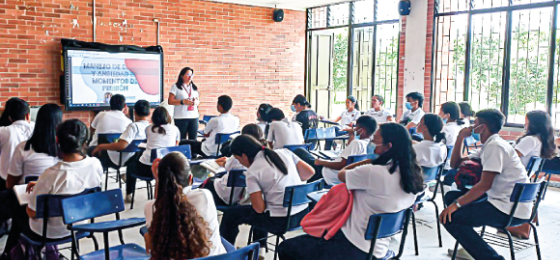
[0, 0, 306, 126]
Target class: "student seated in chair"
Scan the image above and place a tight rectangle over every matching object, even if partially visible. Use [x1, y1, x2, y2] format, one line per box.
[440, 109, 532, 260]
[514, 110, 555, 170]
[144, 152, 226, 258]
[278, 123, 423, 260]
[87, 94, 132, 157]
[399, 91, 425, 130]
[219, 135, 315, 259]
[292, 115, 377, 185]
[413, 114, 447, 170]
[3, 119, 103, 259]
[266, 108, 304, 149]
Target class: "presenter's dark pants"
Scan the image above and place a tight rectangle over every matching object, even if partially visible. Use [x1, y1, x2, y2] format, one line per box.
[175, 118, 199, 141]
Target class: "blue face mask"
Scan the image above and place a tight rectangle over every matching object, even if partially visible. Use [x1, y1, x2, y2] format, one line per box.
[291, 105, 296, 112]
[471, 125, 482, 141]
[366, 142, 379, 161]
[443, 117, 448, 123]
[405, 102, 413, 110]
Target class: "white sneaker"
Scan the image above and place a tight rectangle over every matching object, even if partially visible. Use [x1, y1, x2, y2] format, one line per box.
[124, 194, 132, 203]
[447, 247, 474, 260]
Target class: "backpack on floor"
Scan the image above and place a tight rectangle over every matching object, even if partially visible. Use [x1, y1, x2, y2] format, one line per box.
[10, 238, 59, 260]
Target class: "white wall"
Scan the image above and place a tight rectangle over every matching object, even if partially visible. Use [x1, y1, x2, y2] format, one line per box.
[402, 0, 428, 105]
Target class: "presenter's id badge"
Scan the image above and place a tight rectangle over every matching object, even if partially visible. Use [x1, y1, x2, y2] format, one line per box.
[188, 106, 194, 111]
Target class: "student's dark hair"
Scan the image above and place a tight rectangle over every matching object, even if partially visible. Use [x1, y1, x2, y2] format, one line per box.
[231, 135, 288, 175]
[109, 94, 126, 111]
[406, 92, 424, 108]
[371, 123, 424, 194]
[0, 98, 24, 126]
[218, 95, 233, 112]
[150, 152, 210, 259]
[458, 102, 474, 117]
[25, 104, 62, 157]
[134, 100, 150, 117]
[56, 119, 88, 155]
[175, 67, 198, 91]
[373, 95, 385, 105]
[242, 124, 265, 144]
[151, 107, 171, 135]
[348, 95, 359, 110]
[258, 103, 273, 122]
[422, 114, 447, 144]
[7, 98, 30, 122]
[356, 115, 377, 136]
[475, 109, 504, 134]
[518, 110, 556, 159]
[292, 94, 311, 108]
[267, 108, 285, 121]
[441, 102, 464, 125]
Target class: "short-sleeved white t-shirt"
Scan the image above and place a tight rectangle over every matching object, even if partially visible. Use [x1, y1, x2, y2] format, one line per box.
[8, 142, 60, 184]
[139, 124, 181, 165]
[342, 164, 417, 258]
[109, 120, 150, 166]
[364, 109, 393, 124]
[442, 122, 463, 146]
[202, 113, 240, 156]
[90, 110, 132, 146]
[322, 139, 368, 186]
[213, 157, 247, 205]
[28, 157, 103, 238]
[413, 140, 447, 170]
[0, 120, 35, 180]
[514, 135, 542, 170]
[245, 149, 306, 217]
[266, 120, 304, 149]
[144, 187, 226, 256]
[169, 83, 200, 119]
[400, 109, 425, 125]
[339, 110, 361, 127]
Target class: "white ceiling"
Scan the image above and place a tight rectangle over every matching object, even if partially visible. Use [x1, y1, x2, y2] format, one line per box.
[209, 0, 349, 11]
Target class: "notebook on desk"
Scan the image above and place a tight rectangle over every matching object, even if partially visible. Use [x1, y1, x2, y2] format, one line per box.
[14, 184, 33, 205]
[319, 150, 342, 160]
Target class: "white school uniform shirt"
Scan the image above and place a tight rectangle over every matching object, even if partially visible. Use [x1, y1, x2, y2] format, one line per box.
[339, 109, 361, 127]
[266, 119, 304, 149]
[469, 134, 532, 219]
[442, 122, 463, 147]
[202, 113, 240, 156]
[139, 124, 181, 165]
[322, 139, 368, 186]
[364, 108, 393, 124]
[246, 149, 307, 217]
[342, 163, 417, 258]
[413, 141, 447, 168]
[213, 157, 247, 205]
[111, 120, 150, 166]
[8, 142, 60, 184]
[169, 83, 200, 119]
[514, 135, 542, 170]
[257, 121, 268, 135]
[0, 120, 35, 180]
[90, 110, 132, 146]
[400, 108, 425, 125]
[28, 157, 103, 239]
[145, 187, 226, 256]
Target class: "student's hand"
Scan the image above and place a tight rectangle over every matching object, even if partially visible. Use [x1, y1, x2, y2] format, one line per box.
[439, 203, 459, 224]
[92, 146, 103, 157]
[26, 181, 37, 193]
[458, 126, 473, 139]
[152, 158, 161, 181]
[215, 157, 227, 167]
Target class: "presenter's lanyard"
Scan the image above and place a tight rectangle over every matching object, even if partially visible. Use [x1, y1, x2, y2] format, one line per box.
[186, 84, 192, 99]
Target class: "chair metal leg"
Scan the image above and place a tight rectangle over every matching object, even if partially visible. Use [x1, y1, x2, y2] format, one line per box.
[247, 226, 254, 245]
[146, 181, 151, 200]
[91, 235, 99, 251]
[130, 188, 136, 210]
[530, 223, 542, 260]
[504, 230, 516, 260]
[411, 212, 419, 255]
[273, 235, 280, 260]
[481, 226, 486, 238]
[103, 232, 110, 260]
[431, 201, 443, 247]
[104, 169, 109, 191]
[542, 174, 552, 200]
[117, 169, 122, 189]
[451, 241, 459, 260]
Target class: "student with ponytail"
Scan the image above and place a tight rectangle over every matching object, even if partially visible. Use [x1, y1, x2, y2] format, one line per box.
[144, 152, 226, 258]
[219, 135, 315, 257]
[413, 114, 448, 179]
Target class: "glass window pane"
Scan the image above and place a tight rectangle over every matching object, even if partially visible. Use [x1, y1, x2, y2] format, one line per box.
[508, 8, 553, 124]
[332, 28, 349, 117]
[310, 7, 327, 29]
[376, 0, 400, 22]
[329, 3, 350, 27]
[437, 0, 470, 13]
[353, 0, 374, 24]
[512, 0, 552, 5]
[471, 0, 508, 10]
[468, 12, 507, 113]
[552, 12, 560, 128]
[352, 27, 374, 110]
[433, 14, 469, 112]
[374, 23, 400, 114]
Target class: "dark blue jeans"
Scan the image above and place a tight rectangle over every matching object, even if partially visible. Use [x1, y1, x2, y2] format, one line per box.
[443, 191, 527, 260]
[278, 231, 367, 260]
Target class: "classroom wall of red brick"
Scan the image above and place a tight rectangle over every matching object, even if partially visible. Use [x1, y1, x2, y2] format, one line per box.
[0, 0, 306, 125]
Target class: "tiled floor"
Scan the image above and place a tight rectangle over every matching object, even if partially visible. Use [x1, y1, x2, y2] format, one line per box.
[1, 168, 559, 260]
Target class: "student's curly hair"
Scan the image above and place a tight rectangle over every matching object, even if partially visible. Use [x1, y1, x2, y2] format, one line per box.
[149, 152, 211, 259]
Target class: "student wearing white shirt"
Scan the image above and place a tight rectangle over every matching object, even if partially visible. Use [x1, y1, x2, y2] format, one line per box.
[323, 96, 361, 127]
[168, 67, 201, 141]
[441, 109, 532, 260]
[87, 94, 132, 161]
[144, 152, 226, 258]
[413, 114, 447, 180]
[459, 102, 474, 128]
[257, 103, 273, 138]
[267, 108, 304, 149]
[278, 123, 423, 260]
[439, 102, 466, 146]
[514, 110, 555, 169]
[400, 92, 425, 130]
[0, 98, 34, 190]
[220, 135, 315, 256]
[364, 95, 394, 123]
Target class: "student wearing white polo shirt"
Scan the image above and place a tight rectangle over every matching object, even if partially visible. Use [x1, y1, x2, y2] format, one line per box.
[400, 92, 425, 130]
[441, 109, 532, 260]
[220, 135, 315, 257]
[364, 95, 394, 124]
[514, 110, 556, 170]
[267, 108, 304, 149]
[278, 123, 423, 260]
[413, 114, 447, 180]
[324, 96, 361, 128]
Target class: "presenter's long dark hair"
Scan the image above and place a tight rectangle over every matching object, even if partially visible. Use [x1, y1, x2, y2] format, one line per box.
[230, 135, 288, 175]
[175, 67, 198, 91]
[25, 104, 63, 157]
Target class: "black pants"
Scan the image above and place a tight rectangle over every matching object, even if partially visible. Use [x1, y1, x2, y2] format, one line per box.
[1, 190, 28, 257]
[278, 231, 368, 260]
[126, 160, 153, 195]
[180, 140, 208, 158]
[0, 178, 6, 192]
[219, 206, 308, 248]
[175, 118, 199, 141]
[292, 148, 323, 183]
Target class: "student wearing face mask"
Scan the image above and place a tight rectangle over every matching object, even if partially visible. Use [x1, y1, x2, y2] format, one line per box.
[400, 92, 425, 130]
[291, 95, 318, 136]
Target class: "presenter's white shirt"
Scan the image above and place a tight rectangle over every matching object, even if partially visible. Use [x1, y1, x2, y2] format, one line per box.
[401, 109, 425, 125]
[267, 120, 304, 149]
[364, 109, 393, 124]
[322, 139, 368, 185]
[202, 113, 240, 156]
[339, 110, 361, 127]
[0, 120, 34, 179]
[111, 120, 150, 166]
[169, 83, 200, 119]
[139, 124, 181, 165]
[8, 142, 60, 184]
[514, 135, 542, 170]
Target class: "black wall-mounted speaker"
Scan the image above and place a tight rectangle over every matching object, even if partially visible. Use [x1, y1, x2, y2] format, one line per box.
[399, 0, 411, 16]
[273, 9, 284, 22]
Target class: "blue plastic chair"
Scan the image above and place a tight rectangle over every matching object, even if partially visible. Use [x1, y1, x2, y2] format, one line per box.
[536, 157, 557, 200]
[61, 189, 147, 260]
[283, 144, 311, 153]
[248, 180, 323, 260]
[98, 133, 123, 190]
[346, 154, 368, 165]
[451, 181, 546, 260]
[139, 226, 236, 255]
[20, 187, 101, 258]
[100, 139, 147, 191]
[365, 208, 413, 260]
[197, 243, 259, 260]
[213, 131, 240, 157]
[463, 136, 479, 154]
[150, 144, 192, 162]
[216, 169, 247, 212]
[199, 115, 217, 125]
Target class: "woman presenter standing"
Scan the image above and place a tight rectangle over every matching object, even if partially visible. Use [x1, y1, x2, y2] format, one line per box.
[168, 67, 200, 141]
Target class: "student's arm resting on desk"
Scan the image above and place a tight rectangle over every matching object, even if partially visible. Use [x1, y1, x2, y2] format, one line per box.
[315, 158, 347, 171]
[342, 159, 372, 171]
[92, 140, 130, 156]
[203, 118, 217, 138]
[296, 160, 315, 181]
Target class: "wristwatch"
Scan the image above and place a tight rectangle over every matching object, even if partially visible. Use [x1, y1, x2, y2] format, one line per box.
[180, 100, 184, 105]
[454, 200, 462, 208]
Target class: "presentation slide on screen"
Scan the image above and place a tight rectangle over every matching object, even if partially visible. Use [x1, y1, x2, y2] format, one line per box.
[66, 50, 162, 108]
